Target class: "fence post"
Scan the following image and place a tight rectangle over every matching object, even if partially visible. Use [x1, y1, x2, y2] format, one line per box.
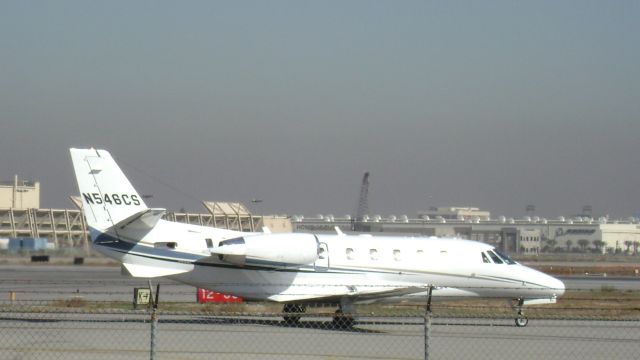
[424, 285, 433, 360]
[149, 282, 160, 360]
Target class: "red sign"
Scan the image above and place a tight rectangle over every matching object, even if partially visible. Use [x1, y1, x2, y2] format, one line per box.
[197, 288, 243, 303]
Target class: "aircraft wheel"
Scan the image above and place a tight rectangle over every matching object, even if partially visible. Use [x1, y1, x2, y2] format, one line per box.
[284, 314, 301, 324]
[515, 316, 529, 327]
[333, 309, 355, 329]
[282, 304, 305, 324]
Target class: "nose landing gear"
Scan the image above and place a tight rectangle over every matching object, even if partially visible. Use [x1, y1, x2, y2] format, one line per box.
[512, 298, 529, 327]
[515, 314, 529, 327]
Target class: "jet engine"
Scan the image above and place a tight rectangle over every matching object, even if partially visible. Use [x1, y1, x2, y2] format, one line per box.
[212, 233, 319, 267]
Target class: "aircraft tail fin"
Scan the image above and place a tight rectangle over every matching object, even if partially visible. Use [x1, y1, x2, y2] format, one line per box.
[70, 148, 149, 232]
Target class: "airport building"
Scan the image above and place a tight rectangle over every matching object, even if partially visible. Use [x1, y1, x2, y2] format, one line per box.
[0, 207, 88, 250]
[0, 175, 40, 209]
[291, 214, 640, 255]
[418, 207, 491, 221]
[0, 198, 272, 252]
[1, 204, 639, 255]
[1, 180, 639, 255]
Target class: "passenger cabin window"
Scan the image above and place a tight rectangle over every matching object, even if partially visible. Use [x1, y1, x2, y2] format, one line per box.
[487, 250, 503, 264]
[393, 249, 401, 261]
[481, 252, 490, 263]
[346, 248, 355, 260]
[416, 249, 424, 256]
[369, 249, 378, 260]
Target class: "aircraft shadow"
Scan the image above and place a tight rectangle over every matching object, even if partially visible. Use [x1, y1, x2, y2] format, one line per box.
[0, 315, 516, 330]
[0, 315, 380, 332]
[179, 316, 383, 333]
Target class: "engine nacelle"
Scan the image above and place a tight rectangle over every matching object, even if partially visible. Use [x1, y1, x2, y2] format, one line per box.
[213, 233, 319, 267]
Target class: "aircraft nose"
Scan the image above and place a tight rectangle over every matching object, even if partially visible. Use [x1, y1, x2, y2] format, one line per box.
[527, 267, 565, 297]
[548, 276, 565, 297]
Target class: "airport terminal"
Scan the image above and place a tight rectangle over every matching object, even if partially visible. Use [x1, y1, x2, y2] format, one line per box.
[293, 207, 640, 255]
[1, 175, 639, 255]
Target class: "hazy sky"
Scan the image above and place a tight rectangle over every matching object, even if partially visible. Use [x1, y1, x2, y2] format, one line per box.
[1, 1, 639, 218]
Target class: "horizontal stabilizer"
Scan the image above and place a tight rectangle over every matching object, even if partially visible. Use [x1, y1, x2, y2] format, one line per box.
[122, 262, 191, 278]
[115, 208, 166, 231]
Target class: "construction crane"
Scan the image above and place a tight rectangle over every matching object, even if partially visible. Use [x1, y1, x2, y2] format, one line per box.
[352, 172, 370, 232]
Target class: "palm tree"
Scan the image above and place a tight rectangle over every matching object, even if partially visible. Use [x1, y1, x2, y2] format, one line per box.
[577, 239, 590, 252]
[624, 241, 633, 254]
[593, 240, 606, 253]
[546, 239, 557, 253]
[566, 239, 573, 252]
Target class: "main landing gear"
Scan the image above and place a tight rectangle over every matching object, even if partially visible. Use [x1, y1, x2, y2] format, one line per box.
[512, 298, 529, 327]
[282, 301, 356, 329]
[332, 300, 356, 329]
[332, 308, 355, 328]
[282, 303, 306, 324]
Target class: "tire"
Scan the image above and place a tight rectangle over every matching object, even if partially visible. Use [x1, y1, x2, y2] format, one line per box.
[283, 314, 301, 324]
[333, 310, 355, 329]
[283, 304, 305, 324]
[515, 317, 529, 327]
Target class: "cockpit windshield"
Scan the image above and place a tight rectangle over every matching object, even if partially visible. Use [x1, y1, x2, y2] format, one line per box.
[487, 250, 503, 264]
[493, 249, 517, 265]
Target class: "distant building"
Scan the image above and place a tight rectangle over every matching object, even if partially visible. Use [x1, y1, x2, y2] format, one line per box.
[518, 228, 542, 255]
[5, 189, 640, 256]
[418, 207, 491, 221]
[292, 214, 640, 255]
[262, 215, 293, 233]
[2, 199, 268, 251]
[0, 175, 40, 209]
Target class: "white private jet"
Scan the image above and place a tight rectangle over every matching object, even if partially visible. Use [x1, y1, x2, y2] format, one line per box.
[70, 148, 564, 327]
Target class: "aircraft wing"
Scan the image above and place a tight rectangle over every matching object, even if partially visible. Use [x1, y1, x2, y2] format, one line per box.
[347, 286, 427, 301]
[269, 285, 427, 303]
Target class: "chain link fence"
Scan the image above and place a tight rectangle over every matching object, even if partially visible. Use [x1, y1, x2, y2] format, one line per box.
[1, 289, 639, 360]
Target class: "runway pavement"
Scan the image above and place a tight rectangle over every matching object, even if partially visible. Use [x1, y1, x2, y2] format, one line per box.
[0, 265, 195, 302]
[0, 311, 637, 359]
[559, 275, 640, 290]
[0, 265, 638, 359]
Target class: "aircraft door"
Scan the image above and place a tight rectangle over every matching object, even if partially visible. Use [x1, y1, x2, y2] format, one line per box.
[315, 241, 330, 272]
